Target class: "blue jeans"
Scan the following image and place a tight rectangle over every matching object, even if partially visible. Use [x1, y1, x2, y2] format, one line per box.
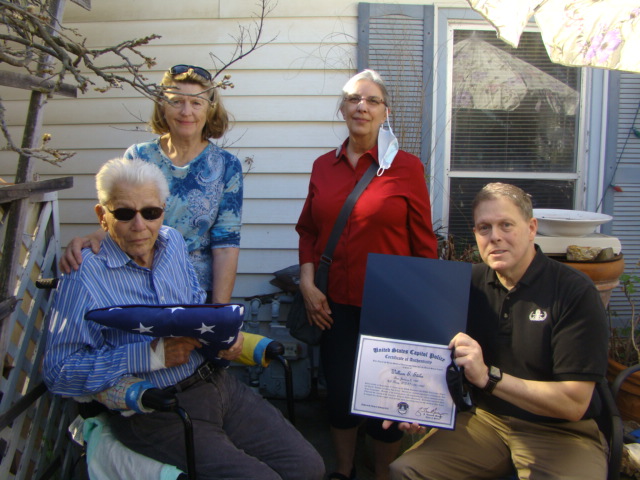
[110, 369, 324, 480]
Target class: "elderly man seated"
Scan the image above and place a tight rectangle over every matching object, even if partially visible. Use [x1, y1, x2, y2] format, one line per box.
[44, 157, 324, 480]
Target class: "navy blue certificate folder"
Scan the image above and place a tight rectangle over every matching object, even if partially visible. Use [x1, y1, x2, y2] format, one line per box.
[360, 253, 472, 345]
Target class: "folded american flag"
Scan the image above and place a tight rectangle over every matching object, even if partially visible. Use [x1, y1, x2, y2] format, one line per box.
[85, 304, 245, 366]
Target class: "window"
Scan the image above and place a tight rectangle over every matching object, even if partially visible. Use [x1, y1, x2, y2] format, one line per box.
[358, 7, 589, 248]
[447, 29, 581, 246]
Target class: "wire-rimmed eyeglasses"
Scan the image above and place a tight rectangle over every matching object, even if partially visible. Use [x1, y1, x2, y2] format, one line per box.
[344, 94, 386, 107]
[164, 97, 212, 111]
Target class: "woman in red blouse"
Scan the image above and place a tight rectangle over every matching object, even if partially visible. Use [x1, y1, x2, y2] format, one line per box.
[295, 70, 438, 480]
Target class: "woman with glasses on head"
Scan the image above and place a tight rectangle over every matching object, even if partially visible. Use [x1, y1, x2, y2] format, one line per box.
[61, 65, 242, 304]
[295, 69, 438, 480]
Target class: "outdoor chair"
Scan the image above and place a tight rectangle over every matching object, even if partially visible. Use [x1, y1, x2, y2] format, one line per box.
[609, 363, 640, 478]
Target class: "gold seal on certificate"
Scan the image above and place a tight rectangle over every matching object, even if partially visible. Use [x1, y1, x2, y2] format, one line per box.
[351, 335, 456, 429]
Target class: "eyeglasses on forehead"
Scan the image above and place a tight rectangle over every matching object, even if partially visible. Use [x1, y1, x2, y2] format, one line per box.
[344, 94, 386, 106]
[169, 64, 212, 82]
[107, 207, 164, 221]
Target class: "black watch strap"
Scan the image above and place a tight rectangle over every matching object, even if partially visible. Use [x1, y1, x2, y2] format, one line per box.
[483, 365, 502, 394]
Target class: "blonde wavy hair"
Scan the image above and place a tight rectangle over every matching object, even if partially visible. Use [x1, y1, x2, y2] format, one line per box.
[149, 67, 231, 141]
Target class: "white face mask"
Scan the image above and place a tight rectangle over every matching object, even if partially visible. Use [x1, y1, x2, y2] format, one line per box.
[377, 110, 399, 176]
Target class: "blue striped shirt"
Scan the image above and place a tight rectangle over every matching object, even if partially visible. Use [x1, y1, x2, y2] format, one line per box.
[44, 226, 206, 396]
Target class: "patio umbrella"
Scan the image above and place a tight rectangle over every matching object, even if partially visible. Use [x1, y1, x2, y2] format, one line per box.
[466, 0, 640, 73]
[453, 38, 579, 113]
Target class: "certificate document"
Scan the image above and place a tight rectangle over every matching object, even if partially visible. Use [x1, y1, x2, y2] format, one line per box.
[351, 335, 456, 429]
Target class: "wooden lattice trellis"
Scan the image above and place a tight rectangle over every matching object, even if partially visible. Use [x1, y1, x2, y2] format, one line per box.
[0, 182, 77, 480]
[1, 0, 90, 478]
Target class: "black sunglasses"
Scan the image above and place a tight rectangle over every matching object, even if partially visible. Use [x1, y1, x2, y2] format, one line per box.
[107, 207, 164, 222]
[169, 64, 212, 82]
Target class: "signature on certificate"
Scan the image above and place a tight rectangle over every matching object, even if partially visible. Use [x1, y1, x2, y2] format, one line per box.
[415, 407, 444, 421]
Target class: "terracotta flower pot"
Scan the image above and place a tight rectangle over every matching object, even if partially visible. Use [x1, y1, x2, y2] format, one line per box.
[559, 254, 625, 307]
[607, 357, 640, 423]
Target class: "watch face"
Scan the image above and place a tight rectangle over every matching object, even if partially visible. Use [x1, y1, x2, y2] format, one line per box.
[489, 366, 502, 379]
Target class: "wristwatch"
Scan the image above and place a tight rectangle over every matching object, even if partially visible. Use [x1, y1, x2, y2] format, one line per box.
[483, 365, 502, 394]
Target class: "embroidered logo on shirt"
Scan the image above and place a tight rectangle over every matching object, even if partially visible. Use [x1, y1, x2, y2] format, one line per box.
[529, 309, 548, 322]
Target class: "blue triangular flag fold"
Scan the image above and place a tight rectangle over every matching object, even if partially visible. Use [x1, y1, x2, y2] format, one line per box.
[85, 304, 245, 366]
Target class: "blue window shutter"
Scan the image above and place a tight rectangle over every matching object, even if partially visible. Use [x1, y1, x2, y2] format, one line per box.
[357, 3, 435, 163]
[606, 72, 640, 317]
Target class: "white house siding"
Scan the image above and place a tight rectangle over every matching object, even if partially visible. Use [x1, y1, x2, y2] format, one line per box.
[0, 0, 466, 301]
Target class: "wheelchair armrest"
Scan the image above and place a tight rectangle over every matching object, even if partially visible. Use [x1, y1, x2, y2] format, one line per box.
[262, 340, 296, 425]
[140, 388, 179, 412]
[238, 333, 284, 366]
[265, 340, 285, 360]
[36, 277, 59, 289]
[140, 388, 196, 478]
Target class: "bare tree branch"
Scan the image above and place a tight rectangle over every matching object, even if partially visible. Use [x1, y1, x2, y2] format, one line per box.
[210, 0, 278, 81]
[0, 0, 276, 165]
[0, 96, 74, 165]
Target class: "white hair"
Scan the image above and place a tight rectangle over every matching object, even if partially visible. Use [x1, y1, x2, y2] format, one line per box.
[341, 69, 391, 106]
[96, 158, 169, 206]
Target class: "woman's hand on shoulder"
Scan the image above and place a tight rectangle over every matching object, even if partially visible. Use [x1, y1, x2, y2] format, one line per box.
[59, 229, 106, 273]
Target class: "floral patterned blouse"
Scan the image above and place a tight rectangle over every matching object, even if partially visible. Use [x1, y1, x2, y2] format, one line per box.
[124, 139, 242, 291]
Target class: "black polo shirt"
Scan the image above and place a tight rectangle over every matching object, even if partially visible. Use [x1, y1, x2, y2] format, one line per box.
[467, 246, 609, 422]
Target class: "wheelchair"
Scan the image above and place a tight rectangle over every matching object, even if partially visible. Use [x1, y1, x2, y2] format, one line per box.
[37, 278, 294, 480]
[72, 338, 292, 480]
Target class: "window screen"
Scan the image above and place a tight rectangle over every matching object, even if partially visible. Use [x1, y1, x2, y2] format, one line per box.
[451, 30, 579, 173]
[447, 29, 580, 247]
[448, 178, 575, 247]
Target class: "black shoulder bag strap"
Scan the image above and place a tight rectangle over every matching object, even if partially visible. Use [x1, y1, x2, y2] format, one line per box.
[314, 162, 378, 293]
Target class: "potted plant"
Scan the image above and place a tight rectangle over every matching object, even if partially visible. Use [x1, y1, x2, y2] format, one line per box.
[607, 270, 640, 422]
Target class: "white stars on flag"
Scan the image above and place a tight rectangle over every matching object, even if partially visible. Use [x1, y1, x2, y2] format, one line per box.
[133, 322, 153, 334]
[195, 323, 216, 335]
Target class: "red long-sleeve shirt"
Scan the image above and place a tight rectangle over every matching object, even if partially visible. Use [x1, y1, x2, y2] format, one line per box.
[296, 142, 438, 306]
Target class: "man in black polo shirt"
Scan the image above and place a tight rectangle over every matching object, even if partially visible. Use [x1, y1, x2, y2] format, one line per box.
[388, 183, 609, 479]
